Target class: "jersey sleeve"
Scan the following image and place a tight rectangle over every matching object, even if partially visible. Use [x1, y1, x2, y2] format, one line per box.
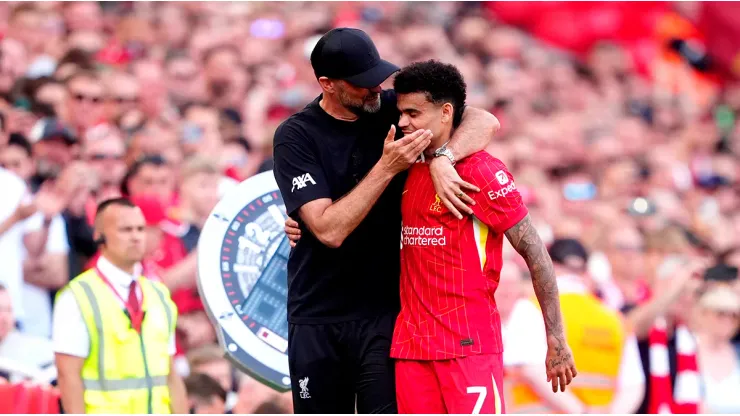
[464, 156, 528, 234]
[272, 123, 331, 218]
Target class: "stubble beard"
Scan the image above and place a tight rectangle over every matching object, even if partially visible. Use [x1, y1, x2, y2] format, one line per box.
[338, 88, 381, 116]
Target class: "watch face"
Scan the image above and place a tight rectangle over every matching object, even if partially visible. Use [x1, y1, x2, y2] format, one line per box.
[197, 171, 291, 391]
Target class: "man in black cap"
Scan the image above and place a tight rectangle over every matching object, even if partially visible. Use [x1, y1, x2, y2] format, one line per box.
[272, 28, 500, 413]
[29, 117, 79, 189]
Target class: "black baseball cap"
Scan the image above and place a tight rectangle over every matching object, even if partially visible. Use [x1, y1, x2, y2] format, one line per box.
[310, 28, 400, 89]
[704, 263, 738, 283]
[29, 118, 77, 145]
[549, 238, 589, 269]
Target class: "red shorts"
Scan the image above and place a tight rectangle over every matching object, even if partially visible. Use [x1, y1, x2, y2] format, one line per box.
[395, 354, 505, 414]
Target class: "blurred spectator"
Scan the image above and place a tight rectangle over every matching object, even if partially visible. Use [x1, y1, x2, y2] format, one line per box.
[181, 103, 223, 158]
[132, 193, 187, 284]
[604, 224, 651, 309]
[185, 373, 227, 414]
[175, 155, 221, 248]
[506, 238, 644, 413]
[0, 133, 34, 180]
[121, 154, 176, 206]
[497, 260, 525, 334]
[165, 52, 207, 108]
[81, 124, 126, 201]
[0, 134, 70, 338]
[62, 71, 106, 135]
[33, 78, 67, 121]
[186, 344, 291, 414]
[103, 72, 140, 123]
[27, 118, 79, 190]
[186, 345, 240, 412]
[704, 263, 739, 288]
[622, 260, 705, 413]
[159, 156, 220, 302]
[0, 282, 54, 382]
[694, 287, 740, 413]
[0, 153, 68, 331]
[0, 283, 10, 381]
[58, 161, 97, 280]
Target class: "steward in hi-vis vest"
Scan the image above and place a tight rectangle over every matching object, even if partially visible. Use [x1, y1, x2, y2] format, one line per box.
[503, 239, 645, 414]
[53, 198, 187, 414]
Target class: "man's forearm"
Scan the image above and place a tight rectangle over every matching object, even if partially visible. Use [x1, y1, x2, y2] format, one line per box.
[58, 372, 86, 414]
[505, 215, 565, 339]
[168, 364, 188, 414]
[162, 252, 198, 292]
[626, 286, 684, 339]
[24, 223, 51, 257]
[0, 213, 20, 236]
[446, 107, 500, 160]
[23, 254, 68, 288]
[304, 163, 394, 248]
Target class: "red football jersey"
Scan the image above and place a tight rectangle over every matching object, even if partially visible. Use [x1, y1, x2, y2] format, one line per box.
[391, 151, 528, 360]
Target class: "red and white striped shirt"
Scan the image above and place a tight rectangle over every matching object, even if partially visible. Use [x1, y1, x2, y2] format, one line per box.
[391, 151, 528, 360]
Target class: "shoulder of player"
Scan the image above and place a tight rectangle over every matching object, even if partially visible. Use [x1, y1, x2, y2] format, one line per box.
[456, 151, 509, 178]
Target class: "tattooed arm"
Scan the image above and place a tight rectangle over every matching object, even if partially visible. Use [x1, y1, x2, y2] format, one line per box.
[505, 214, 578, 393]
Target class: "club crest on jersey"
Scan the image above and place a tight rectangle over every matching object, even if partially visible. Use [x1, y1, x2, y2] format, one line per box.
[291, 173, 316, 192]
[430, 194, 443, 213]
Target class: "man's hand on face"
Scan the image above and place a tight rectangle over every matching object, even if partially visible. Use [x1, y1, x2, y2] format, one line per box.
[429, 156, 479, 220]
[379, 126, 432, 175]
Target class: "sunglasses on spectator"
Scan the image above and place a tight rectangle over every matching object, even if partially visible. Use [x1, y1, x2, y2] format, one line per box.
[711, 309, 740, 320]
[613, 244, 645, 252]
[171, 71, 198, 82]
[88, 153, 124, 162]
[0, 161, 22, 170]
[109, 96, 139, 104]
[73, 93, 103, 104]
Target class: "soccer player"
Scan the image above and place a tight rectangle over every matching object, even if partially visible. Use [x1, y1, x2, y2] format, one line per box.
[390, 60, 577, 414]
[273, 29, 501, 414]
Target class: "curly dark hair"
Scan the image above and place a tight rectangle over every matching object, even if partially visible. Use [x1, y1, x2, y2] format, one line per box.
[393, 60, 467, 127]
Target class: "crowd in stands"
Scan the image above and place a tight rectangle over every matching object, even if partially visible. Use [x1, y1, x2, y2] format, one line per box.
[0, 1, 738, 413]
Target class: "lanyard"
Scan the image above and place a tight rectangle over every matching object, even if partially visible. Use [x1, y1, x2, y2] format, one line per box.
[95, 266, 145, 333]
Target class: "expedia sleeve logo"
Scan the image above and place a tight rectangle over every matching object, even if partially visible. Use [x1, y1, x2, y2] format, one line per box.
[488, 182, 517, 200]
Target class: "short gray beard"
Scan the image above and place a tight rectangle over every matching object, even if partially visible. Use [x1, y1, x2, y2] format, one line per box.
[337, 88, 381, 115]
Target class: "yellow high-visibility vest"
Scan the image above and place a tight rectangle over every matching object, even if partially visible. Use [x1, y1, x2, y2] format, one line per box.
[509, 292, 626, 414]
[58, 269, 177, 414]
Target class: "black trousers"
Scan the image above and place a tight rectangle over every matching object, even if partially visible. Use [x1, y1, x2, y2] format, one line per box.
[288, 314, 397, 414]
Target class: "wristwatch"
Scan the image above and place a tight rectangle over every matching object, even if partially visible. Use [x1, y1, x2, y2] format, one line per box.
[433, 145, 456, 166]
